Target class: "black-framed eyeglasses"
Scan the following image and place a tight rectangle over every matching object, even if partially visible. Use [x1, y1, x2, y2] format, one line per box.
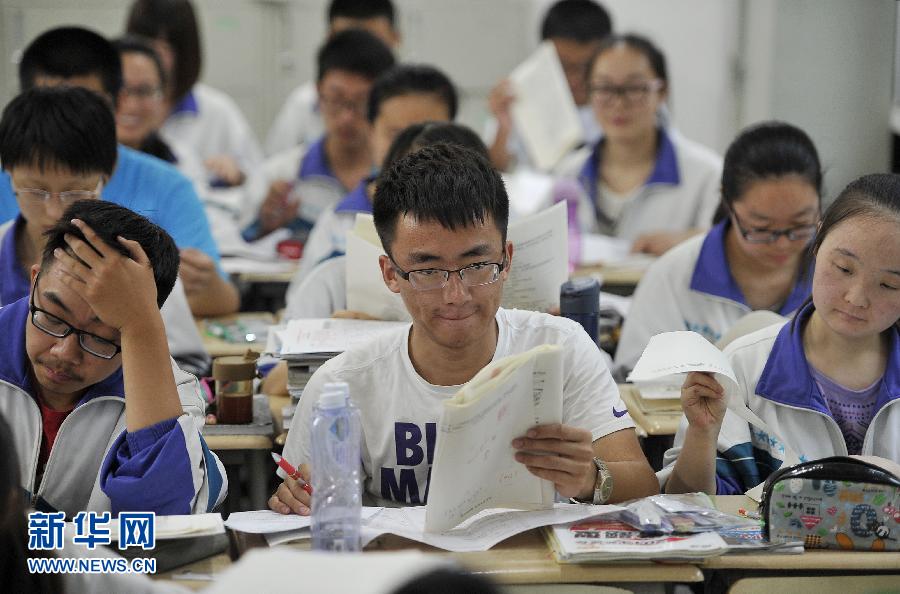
[12, 179, 103, 205]
[589, 79, 663, 106]
[318, 93, 368, 117]
[391, 254, 507, 291]
[730, 208, 818, 244]
[29, 273, 121, 360]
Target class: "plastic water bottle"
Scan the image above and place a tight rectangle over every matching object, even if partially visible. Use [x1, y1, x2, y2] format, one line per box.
[310, 382, 362, 552]
[560, 277, 601, 345]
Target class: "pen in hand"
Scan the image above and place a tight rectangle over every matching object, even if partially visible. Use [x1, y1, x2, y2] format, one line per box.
[271, 452, 313, 495]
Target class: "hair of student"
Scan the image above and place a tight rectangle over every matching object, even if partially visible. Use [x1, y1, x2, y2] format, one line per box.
[390, 568, 501, 594]
[380, 121, 488, 172]
[19, 26, 123, 98]
[373, 143, 509, 255]
[328, 0, 395, 26]
[367, 64, 458, 123]
[40, 201, 180, 308]
[113, 34, 169, 90]
[540, 0, 613, 43]
[125, 0, 202, 103]
[316, 28, 396, 83]
[712, 121, 823, 224]
[589, 33, 668, 88]
[0, 86, 118, 177]
[0, 413, 62, 592]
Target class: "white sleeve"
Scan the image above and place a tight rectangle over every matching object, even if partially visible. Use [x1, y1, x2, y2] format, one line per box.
[561, 325, 635, 441]
[284, 256, 347, 320]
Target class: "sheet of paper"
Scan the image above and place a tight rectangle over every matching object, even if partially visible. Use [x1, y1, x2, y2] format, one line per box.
[106, 514, 224, 541]
[502, 169, 554, 218]
[502, 200, 568, 313]
[366, 504, 619, 552]
[509, 42, 583, 171]
[627, 331, 801, 501]
[345, 217, 411, 321]
[221, 257, 298, 276]
[580, 233, 633, 266]
[225, 508, 383, 535]
[278, 318, 408, 356]
[217, 227, 291, 260]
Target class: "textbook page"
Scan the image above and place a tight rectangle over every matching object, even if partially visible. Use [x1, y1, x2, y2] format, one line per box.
[501, 200, 568, 312]
[278, 318, 408, 357]
[425, 345, 563, 533]
[345, 214, 411, 321]
[626, 331, 801, 500]
[509, 42, 583, 171]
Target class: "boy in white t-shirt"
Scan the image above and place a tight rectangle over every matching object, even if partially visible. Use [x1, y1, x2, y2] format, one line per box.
[270, 143, 657, 513]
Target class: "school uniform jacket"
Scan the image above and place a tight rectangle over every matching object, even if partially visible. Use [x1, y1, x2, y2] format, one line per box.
[659, 303, 900, 494]
[556, 128, 722, 240]
[614, 221, 811, 372]
[0, 297, 227, 517]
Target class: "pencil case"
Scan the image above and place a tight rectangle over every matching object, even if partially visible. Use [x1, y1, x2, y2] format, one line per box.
[760, 456, 900, 551]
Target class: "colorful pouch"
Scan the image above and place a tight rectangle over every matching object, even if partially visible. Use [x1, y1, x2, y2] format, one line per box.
[760, 456, 900, 551]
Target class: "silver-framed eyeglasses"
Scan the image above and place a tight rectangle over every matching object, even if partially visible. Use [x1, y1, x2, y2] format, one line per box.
[589, 78, 663, 106]
[30, 273, 121, 360]
[391, 255, 507, 291]
[13, 179, 103, 205]
[730, 209, 818, 244]
[120, 84, 164, 101]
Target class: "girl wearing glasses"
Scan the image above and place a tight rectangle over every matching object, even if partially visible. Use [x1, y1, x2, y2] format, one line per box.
[558, 33, 722, 257]
[615, 122, 821, 373]
[663, 174, 900, 494]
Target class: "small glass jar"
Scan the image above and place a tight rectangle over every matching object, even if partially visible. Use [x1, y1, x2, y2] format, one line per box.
[212, 351, 258, 424]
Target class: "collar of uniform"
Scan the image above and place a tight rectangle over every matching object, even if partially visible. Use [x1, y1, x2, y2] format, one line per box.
[0, 296, 125, 403]
[0, 216, 30, 305]
[334, 179, 374, 214]
[689, 220, 812, 313]
[755, 303, 900, 414]
[298, 136, 337, 181]
[171, 90, 199, 116]
[578, 128, 681, 218]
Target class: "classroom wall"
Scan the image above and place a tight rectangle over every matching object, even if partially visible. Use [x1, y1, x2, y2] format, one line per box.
[0, 0, 895, 196]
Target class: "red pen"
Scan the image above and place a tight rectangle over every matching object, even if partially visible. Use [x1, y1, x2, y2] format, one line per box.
[271, 452, 313, 495]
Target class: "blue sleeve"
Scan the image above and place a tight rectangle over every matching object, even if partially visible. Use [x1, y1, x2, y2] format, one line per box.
[157, 177, 227, 279]
[99, 417, 197, 515]
[0, 172, 20, 224]
[715, 473, 746, 495]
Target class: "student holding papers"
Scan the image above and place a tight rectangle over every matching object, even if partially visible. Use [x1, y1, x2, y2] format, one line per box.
[269, 143, 657, 515]
[615, 122, 822, 372]
[0, 199, 226, 516]
[556, 34, 722, 256]
[662, 175, 900, 495]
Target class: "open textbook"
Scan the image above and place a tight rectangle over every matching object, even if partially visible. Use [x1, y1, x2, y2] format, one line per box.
[509, 42, 583, 171]
[626, 331, 802, 501]
[425, 344, 563, 533]
[346, 202, 568, 319]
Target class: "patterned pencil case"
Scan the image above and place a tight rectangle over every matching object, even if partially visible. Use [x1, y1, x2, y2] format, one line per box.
[760, 456, 900, 551]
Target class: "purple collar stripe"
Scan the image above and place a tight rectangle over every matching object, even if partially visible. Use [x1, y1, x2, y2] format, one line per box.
[298, 136, 338, 181]
[170, 91, 199, 116]
[334, 181, 373, 214]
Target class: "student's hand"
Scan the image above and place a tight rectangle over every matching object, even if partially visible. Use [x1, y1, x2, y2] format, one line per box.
[179, 248, 217, 296]
[512, 423, 597, 499]
[53, 219, 158, 331]
[331, 310, 379, 320]
[488, 79, 515, 135]
[681, 372, 727, 433]
[631, 230, 699, 256]
[259, 180, 298, 235]
[269, 464, 312, 515]
[204, 154, 245, 187]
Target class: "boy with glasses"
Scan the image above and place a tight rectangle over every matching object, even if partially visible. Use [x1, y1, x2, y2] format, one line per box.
[0, 198, 226, 517]
[243, 29, 395, 241]
[270, 144, 657, 514]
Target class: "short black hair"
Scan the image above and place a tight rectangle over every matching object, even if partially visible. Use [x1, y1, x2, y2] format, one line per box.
[374, 143, 508, 255]
[19, 27, 122, 98]
[125, 0, 202, 103]
[41, 201, 179, 308]
[541, 0, 612, 43]
[367, 64, 457, 123]
[0, 86, 117, 177]
[380, 121, 488, 172]
[317, 29, 396, 83]
[328, 0, 395, 26]
[113, 35, 168, 91]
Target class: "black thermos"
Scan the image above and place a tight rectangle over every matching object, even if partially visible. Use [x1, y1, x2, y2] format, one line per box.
[559, 277, 600, 344]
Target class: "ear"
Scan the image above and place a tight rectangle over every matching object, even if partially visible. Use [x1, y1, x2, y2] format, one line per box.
[379, 254, 402, 294]
[501, 240, 514, 280]
[29, 265, 40, 284]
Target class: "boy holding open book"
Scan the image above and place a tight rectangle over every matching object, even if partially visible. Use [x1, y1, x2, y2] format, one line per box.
[269, 144, 656, 514]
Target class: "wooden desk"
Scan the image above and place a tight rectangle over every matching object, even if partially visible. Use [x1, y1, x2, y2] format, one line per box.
[574, 260, 652, 296]
[618, 384, 681, 438]
[197, 312, 275, 357]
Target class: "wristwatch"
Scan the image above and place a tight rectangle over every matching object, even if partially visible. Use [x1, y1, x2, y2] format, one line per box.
[589, 457, 613, 504]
